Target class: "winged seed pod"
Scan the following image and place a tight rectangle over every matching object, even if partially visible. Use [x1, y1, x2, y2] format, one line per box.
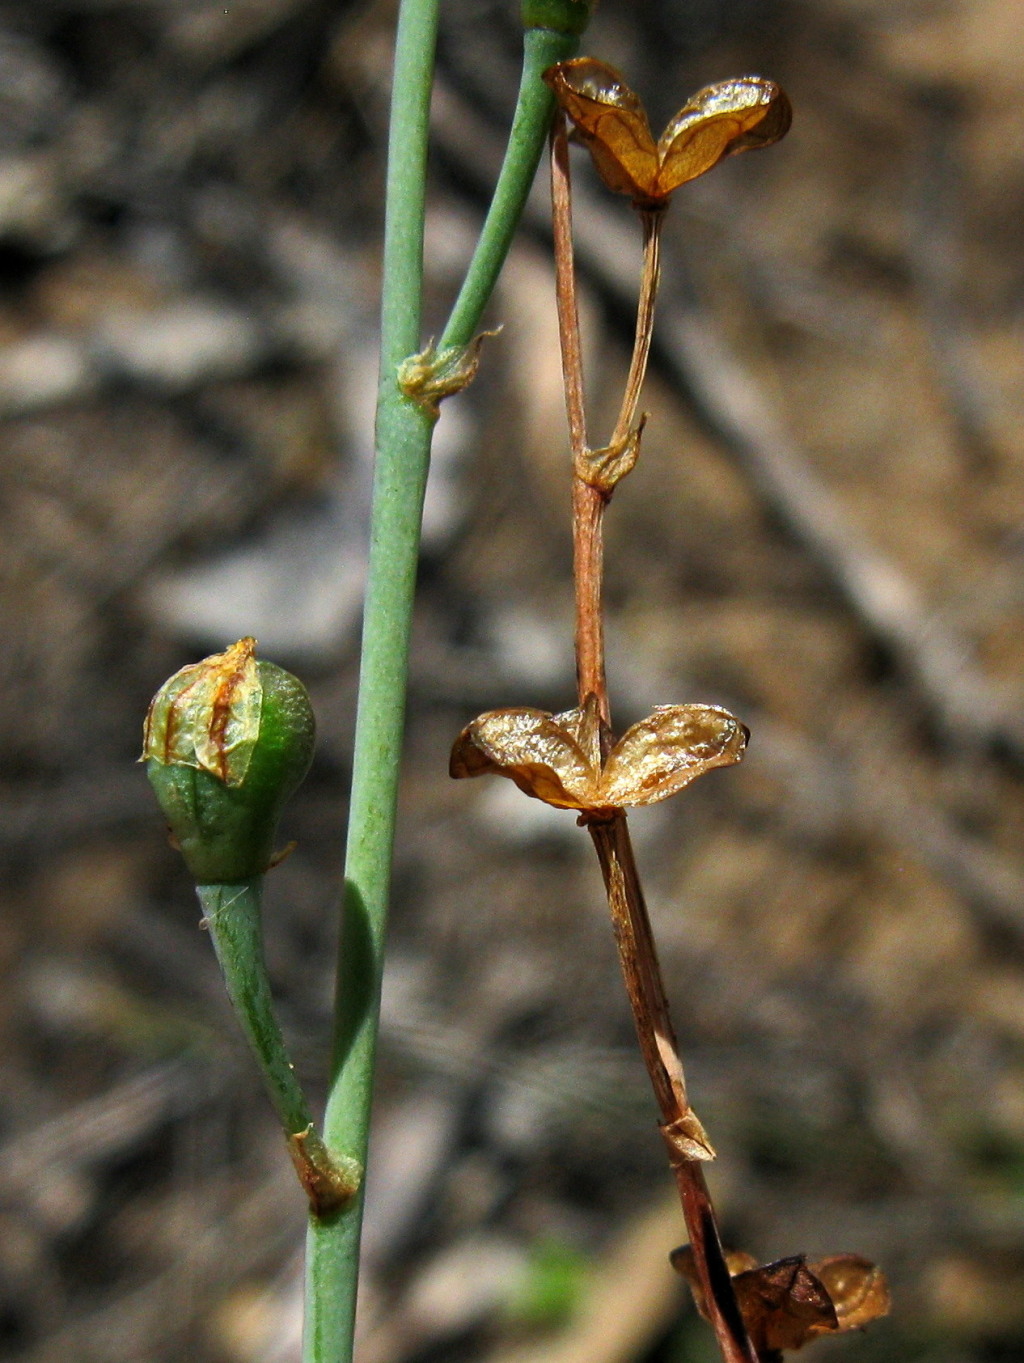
[450, 693, 747, 813]
[671, 1246, 891, 1357]
[543, 58, 791, 208]
[143, 638, 315, 884]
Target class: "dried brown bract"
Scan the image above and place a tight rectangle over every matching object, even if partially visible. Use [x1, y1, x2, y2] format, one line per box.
[543, 58, 791, 208]
[672, 1247, 891, 1358]
[450, 693, 747, 813]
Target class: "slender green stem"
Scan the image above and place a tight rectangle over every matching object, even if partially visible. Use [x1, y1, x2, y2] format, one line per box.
[198, 880, 360, 1216]
[303, 9, 587, 1359]
[199, 879, 312, 1135]
[440, 25, 581, 352]
[303, 1, 438, 1356]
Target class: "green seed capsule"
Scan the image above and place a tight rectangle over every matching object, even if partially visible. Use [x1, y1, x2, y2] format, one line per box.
[143, 638, 315, 884]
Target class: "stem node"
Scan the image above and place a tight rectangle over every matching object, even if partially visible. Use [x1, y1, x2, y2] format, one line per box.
[661, 1113, 716, 1164]
[288, 1127, 362, 1219]
[397, 331, 499, 416]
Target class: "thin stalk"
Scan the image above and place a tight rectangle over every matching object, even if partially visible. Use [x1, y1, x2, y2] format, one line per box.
[585, 821, 759, 1363]
[551, 112, 611, 729]
[572, 478, 609, 727]
[550, 112, 588, 459]
[199, 879, 314, 1136]
[304, 9, 585, 1361]
[197, 881, 359, 1217]
[304, 1, 439, 1356]
[441, 27, 581, 352]
[608, 208, 663, 449]
[552, 99, 759, 1363]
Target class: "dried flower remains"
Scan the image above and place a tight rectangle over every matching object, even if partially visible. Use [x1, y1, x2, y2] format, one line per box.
[544, 58, 791, 208]
[143, 636, 263, 787]
[450, 693, 747, 814]
[672, 1246, 891, 1359]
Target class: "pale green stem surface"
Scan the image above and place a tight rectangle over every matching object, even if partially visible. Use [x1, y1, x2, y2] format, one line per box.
[303, 8, 583, 1362]
[441, 24, 582, 352]
[302, 0, 439, 1357]
[197, 879, 312, 1138]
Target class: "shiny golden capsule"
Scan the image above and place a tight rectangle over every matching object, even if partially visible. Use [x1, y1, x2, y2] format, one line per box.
[544, 58, 791, 208]
[450, 693, 748, 813]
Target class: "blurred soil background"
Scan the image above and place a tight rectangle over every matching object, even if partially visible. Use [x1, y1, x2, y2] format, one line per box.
[2, 0, 1024, 1360]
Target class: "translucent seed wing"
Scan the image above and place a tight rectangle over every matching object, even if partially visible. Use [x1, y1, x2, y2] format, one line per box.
[598, 704, 747, 807]
[809, 1256, 891, 1334]
[673, 1245, 889, 1356]
[545, 58, 660, 201]
[656, 77, 791, 195]
[449, 706, 599, 809]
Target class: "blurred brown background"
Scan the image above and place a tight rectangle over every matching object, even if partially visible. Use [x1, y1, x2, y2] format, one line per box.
[2, 0, 1024, 1359]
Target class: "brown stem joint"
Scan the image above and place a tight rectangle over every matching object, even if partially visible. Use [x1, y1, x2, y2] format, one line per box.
[287, 1125, 362, 1219]
[661, 1111, 717, 1164]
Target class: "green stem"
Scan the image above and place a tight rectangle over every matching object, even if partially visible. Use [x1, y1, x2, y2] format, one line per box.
[302, 0, 438, 1356]
[197, 880, 360, 1216]
[199, 879, 311, 1134]
[303, 9, 587, 1361]
[440, 24, 582, 352]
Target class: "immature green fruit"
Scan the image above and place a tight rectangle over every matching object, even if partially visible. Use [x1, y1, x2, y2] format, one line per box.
[143, 638, 315, 884]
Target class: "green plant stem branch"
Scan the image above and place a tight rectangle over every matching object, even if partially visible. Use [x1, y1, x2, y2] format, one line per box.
[303, 8, 586, 1362]
[199, 879, 312, 1134]
[303, 0, 439, 1355]
[197, 881, 360, 1217]
[440, 26, 582, 353]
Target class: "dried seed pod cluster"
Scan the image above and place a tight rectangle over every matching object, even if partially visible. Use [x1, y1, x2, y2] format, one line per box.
[453, 47, 888, 1363]
[544, 58, 792, 208]
[451, 694, 747, 814]
[672, 1246, 891, 1357]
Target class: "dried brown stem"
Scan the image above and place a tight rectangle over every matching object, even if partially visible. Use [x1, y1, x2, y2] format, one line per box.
[551, 112, 588, 462]
[609, 208, 663, 449]
[588, 815, 758, 1363]
[588, 816, 687, 1116]
[551, 107, 758, 1363]
[571, 479, 609, 725]
[551, 114, 610, 726]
